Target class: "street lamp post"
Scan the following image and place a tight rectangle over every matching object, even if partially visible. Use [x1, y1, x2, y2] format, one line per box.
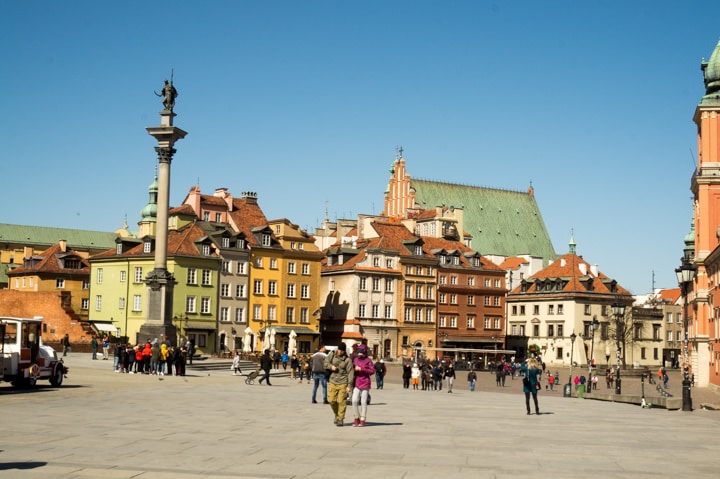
[676, 258, 697, 412]
[587, 316, 599, 394]
[612, 302, 626, 394]
[565, 332, 577, 397]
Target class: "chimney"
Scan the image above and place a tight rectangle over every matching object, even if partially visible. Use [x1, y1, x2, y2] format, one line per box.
[24, 246, 33, 259]
[590, 264, 598, 277]
[579, 263, 587, 275]
[59, 239, 67, 252]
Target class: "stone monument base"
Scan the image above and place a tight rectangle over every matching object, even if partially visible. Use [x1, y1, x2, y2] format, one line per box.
[136, 324, 177, 348]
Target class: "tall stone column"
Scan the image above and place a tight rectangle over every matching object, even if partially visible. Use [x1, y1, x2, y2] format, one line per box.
[137, 84, 187, 346]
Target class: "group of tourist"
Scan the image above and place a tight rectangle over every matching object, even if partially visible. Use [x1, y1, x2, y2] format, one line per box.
[109, 336, 195, 376]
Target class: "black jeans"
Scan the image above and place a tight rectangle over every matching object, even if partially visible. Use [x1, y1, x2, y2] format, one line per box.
[525, 391, 539, 413]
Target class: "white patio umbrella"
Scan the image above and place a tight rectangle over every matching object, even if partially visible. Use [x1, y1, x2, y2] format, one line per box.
[288, 330, 297, 355]
[242, 327, 253, 353]
[268, 327, 277, 350]
[262, 328, 270, 352]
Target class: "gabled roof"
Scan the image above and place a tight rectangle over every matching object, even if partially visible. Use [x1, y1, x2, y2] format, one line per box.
[512, 252, 630, 295]
[91, 221, 216, 260]
[421, 235, 503, 271]
[411, 180, 556, 261]
[7, 242, 90, 276]
[500, 256, 530, 270]
[369, 222, 433, 259]
[657, 288, 681, 304]
[228, 197, 269, 247]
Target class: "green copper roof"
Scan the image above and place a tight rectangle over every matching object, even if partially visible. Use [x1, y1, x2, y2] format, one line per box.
[701, 39, 720, 104]
[0, 223, 118, 250]
[411, 179, 557, 262]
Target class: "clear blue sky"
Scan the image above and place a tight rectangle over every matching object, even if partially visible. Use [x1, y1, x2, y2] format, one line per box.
[2, 1, 719, 295]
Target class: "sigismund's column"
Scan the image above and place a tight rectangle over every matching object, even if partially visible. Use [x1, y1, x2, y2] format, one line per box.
[138, 79, 187, 346]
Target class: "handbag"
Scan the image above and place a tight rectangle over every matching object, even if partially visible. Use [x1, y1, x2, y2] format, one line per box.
[522, 377, 530, 388]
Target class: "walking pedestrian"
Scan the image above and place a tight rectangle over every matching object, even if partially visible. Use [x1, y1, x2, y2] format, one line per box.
[467, 369, 477, 391]
[281, 350, 289, 370]
[232, 351, 242, 376]
[311, 346, 328, 404]
[61, 333, 70, 357]
[102, 335, 110, 360]
[324, 342, 354, 427]
[432, 362, 444, 391]
[258, 349, 272, 386]
[351, 344, 375, 427]
[402, 361, 411, 389]
[521, 357, 541, 415]
[445, 363, 456, 393]
[91, 335, 98, 360]
[374, 358, 386, 389]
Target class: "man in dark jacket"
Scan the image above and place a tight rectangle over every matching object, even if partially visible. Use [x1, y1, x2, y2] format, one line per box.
[258, 349, 273, 386]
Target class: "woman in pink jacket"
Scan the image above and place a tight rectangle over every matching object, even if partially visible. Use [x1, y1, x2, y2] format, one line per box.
[351, 344, 376, 427]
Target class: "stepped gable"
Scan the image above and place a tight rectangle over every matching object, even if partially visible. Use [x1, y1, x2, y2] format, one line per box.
[514, 252, 630, 295]
[8, 241, 90, 276]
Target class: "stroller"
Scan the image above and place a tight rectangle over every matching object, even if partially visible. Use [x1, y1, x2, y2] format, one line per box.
[245, 368, 261, 385]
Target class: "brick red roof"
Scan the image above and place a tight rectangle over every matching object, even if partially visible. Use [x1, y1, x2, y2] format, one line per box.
[8, 242, 90, 276]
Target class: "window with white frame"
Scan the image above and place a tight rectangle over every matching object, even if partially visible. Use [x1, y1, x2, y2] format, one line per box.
[416, 284, 423, 299]
[220, 307, 230, 322]
[667, 331, 673, 341]
[494, 279, 501, 288]
[439, 293, 446, 304]
[415, 307, 422, 322]
[358, 304, 366, 317]
[268, 280, 277, 296]
[288, 262, 296, 274]
[237, 261, 247, 275]
[439, 315, 446, 327]
[450, 294, 457, 304]
[426, 308, 433, 323]
[262, 234, 271, 246]
[235, 284, 245, 298]
[384, 305, 392, 318]
[255, 257, 263, 268]
[287, 283, 296, 298]
[301, 284, 310, 299]
[439, 275, 446, 285]
[81, 298, 89, 310]
[286, 307, 295, 323]
[404, 307, 412, 322]
[253, 304, 262, 320]
[202, 269, 212, 286]
[119, 271, 126, 282]
[143, 241, 152, 253]
[97, 268, 103, 284]
[55, 278, 65, 288]
[372, 304, 379, 318]
[405, 284, 412, 298]
[267, 305, 276, 321]
[557, 304, 564, 315]
[235, 307, 245, 323]
[467, 316, 475, 328]
[82, 279, 90, 290]
[385, 278, 393, 292]
[484, 317, 490, 329]
[427, 285, 434, 300]
[300, 307, 309, 323]
[221, 261, 230, 273]
[116, 243, 122, 254]
[95, 295, 102, 311]
[222, 237, 230, 248]
[667, 313, 673, 323]
[270, 258, 277, 269]
[386, 259, 393, 268]
[494, 318, 500, 329]
[449, 316, 457, 328]
[253, 280, 262, 295]
[302, 263, 310, 275]
[201, 297, 211, 314]
[468, 276, 475, 286]
[202, 244, 211, 256]
[373, 257, 380, 267]
[133, 266, 143, 283]
[186, 296, 196, 313]
[359, 277, 368, 290]
[468, 294, 474, 305]
[221, 284, 230, 297]
[187, 268, 196, 285]
[450, 276, 457, 285]
[373, 277, 381, 291]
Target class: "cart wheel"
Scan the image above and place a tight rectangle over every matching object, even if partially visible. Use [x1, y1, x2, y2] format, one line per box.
[49, 366, 64, 387]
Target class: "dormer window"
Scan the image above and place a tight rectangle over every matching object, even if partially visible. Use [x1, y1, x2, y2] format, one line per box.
[414, 245, 422, 256]
[452, 256, 460, 266]
[222, 237, 230, 248]
[116, 244, 122, 254]
[215, 213, 222, 222]
[143, 241, 152, 253]
[262, 233, 271, 246]
[440, 255, 446, 264]
[202, 244, 211, 256]
[237, 239, 245, 249]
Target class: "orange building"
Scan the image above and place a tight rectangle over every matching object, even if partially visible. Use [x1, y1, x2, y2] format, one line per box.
[691, 39, 720, 390]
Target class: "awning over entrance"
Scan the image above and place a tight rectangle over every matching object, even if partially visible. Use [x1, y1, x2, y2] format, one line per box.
[91, 322, 119, 333]
[258, 326, 319, 336]
[443, 337, 502, 344]
[185, 321, 216, 331]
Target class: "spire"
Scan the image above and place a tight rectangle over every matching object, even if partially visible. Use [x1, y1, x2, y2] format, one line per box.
[569, 229, 576, 254]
